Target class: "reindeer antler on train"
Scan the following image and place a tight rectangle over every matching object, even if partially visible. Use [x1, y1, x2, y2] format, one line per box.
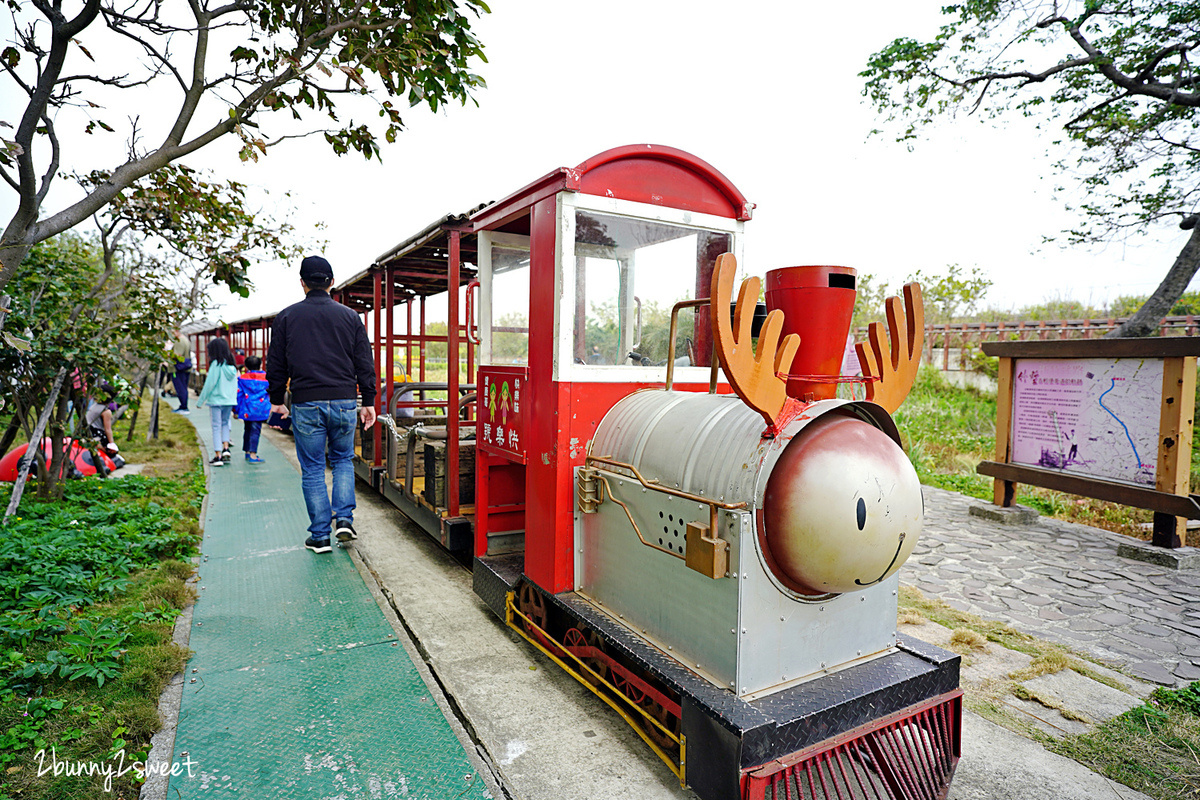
[709, 253, 925, 434]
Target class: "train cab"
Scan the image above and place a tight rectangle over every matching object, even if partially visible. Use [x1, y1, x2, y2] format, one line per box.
[469, 144, 754, 594]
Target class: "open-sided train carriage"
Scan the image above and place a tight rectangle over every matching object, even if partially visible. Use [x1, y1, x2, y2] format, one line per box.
[193, 145, 962, 800]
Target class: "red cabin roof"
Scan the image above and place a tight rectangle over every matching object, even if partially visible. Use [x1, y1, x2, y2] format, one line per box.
[470, 144, 752, 231]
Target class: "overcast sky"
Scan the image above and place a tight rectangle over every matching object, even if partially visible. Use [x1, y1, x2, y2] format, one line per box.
[4, 1, 1184, 325]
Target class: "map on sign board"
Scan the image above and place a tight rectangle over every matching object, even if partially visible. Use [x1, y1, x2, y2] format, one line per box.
[1010, 357, 1162, 487]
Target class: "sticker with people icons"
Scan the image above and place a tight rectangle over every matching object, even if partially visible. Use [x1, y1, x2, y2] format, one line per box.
[478, 367, 527, 462]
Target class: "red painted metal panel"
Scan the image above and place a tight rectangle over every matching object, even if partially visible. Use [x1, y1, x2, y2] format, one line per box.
[419, 297, 427, 382]
[574, 144, 752, 220]
[406, 301, 413, 379]
[469, 168, 575, 231]
[448, 230, 462, 516]
[372, 270, 383, 467]
[386, 266, 395, 419]
[474, 453, 526, 557]
[524, 196, 565, 591]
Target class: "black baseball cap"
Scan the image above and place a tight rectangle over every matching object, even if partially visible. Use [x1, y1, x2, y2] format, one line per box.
[300, 255, 333, 284]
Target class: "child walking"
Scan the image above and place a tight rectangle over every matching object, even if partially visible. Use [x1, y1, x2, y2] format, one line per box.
[196, 338, 238, 467]
[237, 356, 270, 463]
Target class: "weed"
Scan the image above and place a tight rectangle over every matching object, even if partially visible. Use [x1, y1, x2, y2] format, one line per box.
[0, 397, 205, 798]
[948, 628, 988, 653]
[1051, 683, 1200, 800]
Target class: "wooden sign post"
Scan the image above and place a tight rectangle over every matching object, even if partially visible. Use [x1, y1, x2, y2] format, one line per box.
[978, 337, 1200, 549]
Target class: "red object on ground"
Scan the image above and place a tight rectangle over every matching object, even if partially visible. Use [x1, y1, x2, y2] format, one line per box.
[0, 439, 117, 481]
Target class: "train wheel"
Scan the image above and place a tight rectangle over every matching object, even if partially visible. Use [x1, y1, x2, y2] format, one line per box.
[638, 698, 681, 753]
[583, 629, 608, 683]
[517, 582, 548, 635]
[563, 628, 608, 687]
[611, 667, 647, 705]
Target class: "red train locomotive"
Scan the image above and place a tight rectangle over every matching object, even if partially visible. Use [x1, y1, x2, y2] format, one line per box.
[199, 145, 962, 800]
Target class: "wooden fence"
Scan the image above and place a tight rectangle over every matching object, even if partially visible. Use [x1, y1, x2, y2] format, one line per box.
[856, 315, 1200, 372]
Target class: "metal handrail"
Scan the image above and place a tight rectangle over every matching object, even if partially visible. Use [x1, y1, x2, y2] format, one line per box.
[664, 298, 720, 392]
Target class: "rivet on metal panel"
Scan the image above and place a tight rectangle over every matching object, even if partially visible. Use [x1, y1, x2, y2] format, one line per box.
[779, 616, 784, 622]
[820, 662, 826, 669]
[191, 668, 198, 673]
[741, 628, 747, 634]
[741, 687, 747, 692]
[668, 646, 672, 650]
[696, 663, 701, 668]
[857, 651, 862, 656]
[742, 573, 748, 579]
[189, 678, 196, 683]
[201, 586, 206, 590]
[860, 596, 866, 602]
[819, 606, 825, 612]
[730, 629, 735, 634]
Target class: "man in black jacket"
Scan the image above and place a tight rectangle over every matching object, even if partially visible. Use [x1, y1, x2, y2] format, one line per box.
[268, 255, 377, 553]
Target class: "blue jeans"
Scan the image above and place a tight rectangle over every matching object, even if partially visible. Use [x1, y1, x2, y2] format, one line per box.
[209, 405, 232, 451]
[242, 419, 262, 453]
[173, 370, 190, 410]
[291, 399, 357, 539]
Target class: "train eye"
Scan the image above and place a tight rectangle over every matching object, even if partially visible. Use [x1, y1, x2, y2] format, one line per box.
[856, 497, 866, 531]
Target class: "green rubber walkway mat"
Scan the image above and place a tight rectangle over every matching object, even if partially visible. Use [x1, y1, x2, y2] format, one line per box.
[169, 414, 491, 799]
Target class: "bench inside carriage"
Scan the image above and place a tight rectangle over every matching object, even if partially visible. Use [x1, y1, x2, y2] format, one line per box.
[354, 380, 521, 555]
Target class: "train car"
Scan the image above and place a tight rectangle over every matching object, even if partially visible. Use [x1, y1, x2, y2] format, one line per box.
[194, 145, 962, 800]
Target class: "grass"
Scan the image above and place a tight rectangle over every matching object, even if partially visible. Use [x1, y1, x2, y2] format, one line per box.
[900, 587, 1200, 799]
[1049, 684, 1200, 800]
[0, 393, 204, 800]
[897, 585, 1116, 686]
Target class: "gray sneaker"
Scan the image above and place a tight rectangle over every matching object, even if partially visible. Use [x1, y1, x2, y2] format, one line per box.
[334, 519, 357, 543]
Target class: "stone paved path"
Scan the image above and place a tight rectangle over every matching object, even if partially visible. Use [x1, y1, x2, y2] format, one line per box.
[902, 486, 1200, 687]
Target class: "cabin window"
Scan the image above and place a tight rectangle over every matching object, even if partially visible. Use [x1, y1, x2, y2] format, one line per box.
[490, 246, 530, 365]
[572, 210, 732, 368]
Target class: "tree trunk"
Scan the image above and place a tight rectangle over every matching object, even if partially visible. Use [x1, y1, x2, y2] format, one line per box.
[0, 414, 19, 457]
[5, 366, 67, 520]
[1108, 216, 1200, 338]
[40, 391, 73, 501]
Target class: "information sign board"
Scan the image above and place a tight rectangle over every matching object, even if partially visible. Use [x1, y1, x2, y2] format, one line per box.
[1011, 357, 1162, 487]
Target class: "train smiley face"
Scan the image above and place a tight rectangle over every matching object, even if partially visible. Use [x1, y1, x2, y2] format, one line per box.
[762, 413, 922, 596]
